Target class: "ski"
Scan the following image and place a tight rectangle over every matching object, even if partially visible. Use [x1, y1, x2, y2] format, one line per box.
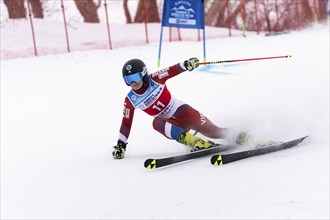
[144, 144, 235, 169]
[211, 136, 308, 166]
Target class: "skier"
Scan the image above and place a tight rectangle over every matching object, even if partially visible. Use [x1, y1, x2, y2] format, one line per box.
[113, 58, 249, 159]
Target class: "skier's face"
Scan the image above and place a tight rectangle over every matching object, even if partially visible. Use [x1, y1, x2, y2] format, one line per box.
[130, 80, 143, 90]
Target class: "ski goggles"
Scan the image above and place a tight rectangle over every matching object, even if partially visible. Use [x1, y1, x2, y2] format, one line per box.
[123, 69, 148, 86]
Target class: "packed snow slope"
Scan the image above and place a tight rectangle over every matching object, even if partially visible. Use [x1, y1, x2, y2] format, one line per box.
[1, 24, 329, 219]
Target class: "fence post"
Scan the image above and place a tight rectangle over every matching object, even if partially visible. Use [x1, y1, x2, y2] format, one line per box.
[178, 28, 182, 41]
[295, 0, 301, 29]
[253, 0, 259, 34]
[240, 0, 246, 37]
[169, 27, 172, 42]
[104, 0, 113, 49]
[197, 29, 200, 41]
[61, 0, 70, 52]
[226, 0, 232, 37]
[27, 0, 37, 56]
[142, 0, 149, 44]
[313, 0, 319, 22]
[275, 0, 280, 32]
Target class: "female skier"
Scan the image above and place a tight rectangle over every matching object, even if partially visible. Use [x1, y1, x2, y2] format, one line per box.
[113, 58, 248, 159]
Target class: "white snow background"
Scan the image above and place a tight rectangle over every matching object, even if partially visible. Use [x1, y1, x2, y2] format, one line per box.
[1, 4, 329, 220]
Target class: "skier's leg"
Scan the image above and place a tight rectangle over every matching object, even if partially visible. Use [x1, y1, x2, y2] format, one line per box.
[172, 105, 252, 145]
[171, 104, 227, 139]
[152, 117, 213, 150]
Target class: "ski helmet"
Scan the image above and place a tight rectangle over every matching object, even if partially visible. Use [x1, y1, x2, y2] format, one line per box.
[122, 59, 148, 86]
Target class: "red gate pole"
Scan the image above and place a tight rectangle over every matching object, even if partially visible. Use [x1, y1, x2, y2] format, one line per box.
[142, 0, 149, 44]
[61, 0, 70, 52]
[226, 0, 232, 37]
[253, 0, 260, 34]
[104, 0, 113, 49]
[27, 0, 37, 56]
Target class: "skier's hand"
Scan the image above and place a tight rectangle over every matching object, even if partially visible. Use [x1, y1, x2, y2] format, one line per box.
[184, 57, 199, 71]
[112, 140, 127, 159]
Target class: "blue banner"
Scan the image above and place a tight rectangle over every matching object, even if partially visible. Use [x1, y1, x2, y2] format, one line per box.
[161, 0, 205, 29]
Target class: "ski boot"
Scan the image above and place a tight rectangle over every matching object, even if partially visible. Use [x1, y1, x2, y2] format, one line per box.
[235, 132, 253, 145]
[178, 132, 215, 152]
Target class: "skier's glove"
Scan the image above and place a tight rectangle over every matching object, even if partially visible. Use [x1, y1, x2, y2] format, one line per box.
[112, 140, 127, 159]
[184, 57, 199, 71]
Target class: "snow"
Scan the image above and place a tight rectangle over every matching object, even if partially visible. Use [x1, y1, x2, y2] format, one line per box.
[1, 19, 329, 219]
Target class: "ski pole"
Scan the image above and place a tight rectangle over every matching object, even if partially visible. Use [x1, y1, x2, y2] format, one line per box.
[199, 55, 291, 65]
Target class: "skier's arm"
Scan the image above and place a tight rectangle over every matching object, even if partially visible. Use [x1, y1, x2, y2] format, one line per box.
[151, 57, 200, 83]
[113, 97, 135, 159]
